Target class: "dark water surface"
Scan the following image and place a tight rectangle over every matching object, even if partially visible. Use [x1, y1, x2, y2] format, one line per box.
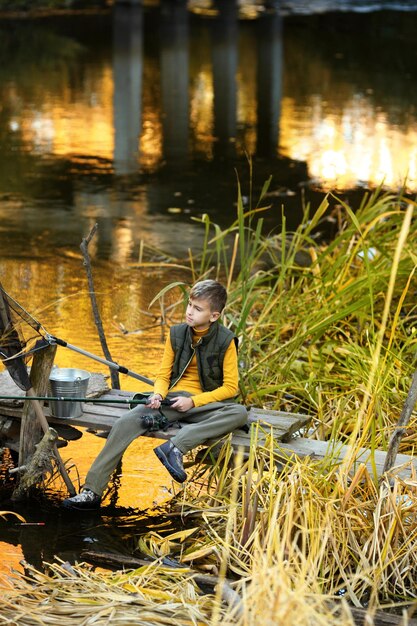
[1, 2, 417, 575]
[2, 4, 417, 259]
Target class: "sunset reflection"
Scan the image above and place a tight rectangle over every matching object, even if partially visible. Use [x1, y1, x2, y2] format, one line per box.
[18, 69, 115, 161]
[0, 541, 23, 576]
[0, 257, 180, 512]
[280, 95, 417, 191]
[3, 11, 417, 196]
[190, 68, 214, 156]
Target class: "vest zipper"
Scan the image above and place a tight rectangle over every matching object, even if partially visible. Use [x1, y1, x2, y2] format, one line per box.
[169, 338, 202, 390]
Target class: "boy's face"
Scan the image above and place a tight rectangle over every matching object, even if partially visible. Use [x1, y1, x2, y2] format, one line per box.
[186, 297, 220, 330]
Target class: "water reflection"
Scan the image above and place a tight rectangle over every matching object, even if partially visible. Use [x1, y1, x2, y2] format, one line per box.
[113, 4, 143, 175]
[1, 7, 417, 265]
[212, 0, 238, 158]
[160, 1, 190, 163]
[280, 11, 417, 190]
[0, 258, 176, 389]
[1, 253, 190, 546]
[256, 9, 283, 158]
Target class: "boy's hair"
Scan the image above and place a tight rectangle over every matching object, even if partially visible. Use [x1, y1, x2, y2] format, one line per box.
[189, 280, 227, 313]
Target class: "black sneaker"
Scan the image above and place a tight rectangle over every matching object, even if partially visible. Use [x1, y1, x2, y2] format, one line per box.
[62, 489, 101, 510]
[154, 441, 187, 483]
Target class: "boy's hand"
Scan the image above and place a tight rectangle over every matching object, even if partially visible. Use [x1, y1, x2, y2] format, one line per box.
[146, 394, 163, 409]
[170, 396, 195, 412]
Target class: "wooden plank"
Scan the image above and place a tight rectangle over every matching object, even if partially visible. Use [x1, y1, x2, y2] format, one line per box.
[0, 372, 312, 443]
[0, 404, 22, 418]
[81, 401, 129, 417]
[51, 405, 311, 441]
[349, 606, 417, 626]
[248, 407, 311, 441]
[49, 412, 122, 431]
[275, 438, 417, 480]
[0, 378, 311, 447]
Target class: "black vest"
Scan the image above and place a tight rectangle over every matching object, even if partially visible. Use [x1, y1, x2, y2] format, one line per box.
[169, 322, 237, 391]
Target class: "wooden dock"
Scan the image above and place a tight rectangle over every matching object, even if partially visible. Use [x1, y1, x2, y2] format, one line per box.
[1, 370, 417, 480]
[0, 370, 311, 448]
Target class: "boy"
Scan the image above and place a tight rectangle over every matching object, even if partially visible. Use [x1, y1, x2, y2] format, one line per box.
[63, 279, 248, 509]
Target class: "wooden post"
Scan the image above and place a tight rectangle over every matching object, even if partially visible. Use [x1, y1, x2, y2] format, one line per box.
[18, 343, 76, 496]
[12, 427, 58, 501]
[19, 343, 57, 466]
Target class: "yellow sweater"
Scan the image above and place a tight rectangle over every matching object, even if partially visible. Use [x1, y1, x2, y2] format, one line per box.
[153, 326, 239, 407]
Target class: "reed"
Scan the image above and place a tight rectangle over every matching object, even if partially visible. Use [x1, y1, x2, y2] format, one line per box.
[145, 182, 417, 615]
[168, 428, 417, 621]
[173, 183, 417, 459]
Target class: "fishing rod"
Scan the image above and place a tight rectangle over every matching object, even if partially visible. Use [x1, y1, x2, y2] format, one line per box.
[47, 335, 154, 386]
[0, 285, 155, 387]
[0, 395, 173, 406]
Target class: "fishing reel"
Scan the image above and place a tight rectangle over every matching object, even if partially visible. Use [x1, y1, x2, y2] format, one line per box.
[141, 413, 169, 432]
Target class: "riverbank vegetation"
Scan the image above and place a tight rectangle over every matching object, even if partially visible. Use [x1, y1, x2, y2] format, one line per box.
[1, 184, 417, 624]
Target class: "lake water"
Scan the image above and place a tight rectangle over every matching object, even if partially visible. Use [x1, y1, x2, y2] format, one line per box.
[1, 1, 417, 576]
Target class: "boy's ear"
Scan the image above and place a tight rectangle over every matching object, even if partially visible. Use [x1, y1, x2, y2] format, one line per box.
[210, 311, 221, 322]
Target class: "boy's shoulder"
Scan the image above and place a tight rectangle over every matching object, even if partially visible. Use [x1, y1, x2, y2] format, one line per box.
[169, 322, 188, 334]
[169, 321, 235, 341]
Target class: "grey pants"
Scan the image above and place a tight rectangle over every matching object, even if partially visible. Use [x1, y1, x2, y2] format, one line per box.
[84, 393, 248, 496]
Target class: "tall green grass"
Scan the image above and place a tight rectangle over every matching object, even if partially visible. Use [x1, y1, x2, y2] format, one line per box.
[149, 181, 417, 616]
[156, 182, 417, 457]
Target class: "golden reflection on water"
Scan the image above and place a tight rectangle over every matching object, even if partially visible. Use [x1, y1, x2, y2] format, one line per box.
[190, 68, 214, 154]
[18, 66, 417, 194]
[6, 19, 417, 194]
[1, 257, 183, 512]
[237, 37, 257, 155]
[19, 69, 114, 160]
[280, 95, 417, 191]
[141, 57, 164, 169]
[64, 431, 177, 510]
[0, 542, 23, 577]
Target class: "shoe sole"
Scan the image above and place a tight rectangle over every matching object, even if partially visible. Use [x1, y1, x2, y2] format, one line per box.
[154, 447, 187, 483]
[62, 499, 101, 511]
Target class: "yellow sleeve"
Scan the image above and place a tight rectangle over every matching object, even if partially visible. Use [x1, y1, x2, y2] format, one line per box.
[153, 334, 175, 398]
[191, 340, 239, 407]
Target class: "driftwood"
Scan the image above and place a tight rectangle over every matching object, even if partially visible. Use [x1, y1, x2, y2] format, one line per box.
[383, 369, 417, 475]
[16, 345, 75, 496]
[80, 223, 120, 390]
[347, 607, 417, 626]
[81, 549, 225, 590]
[81, 550, 416, 626]
[12, 427, 59, 501]
[81, 549, 242, 614]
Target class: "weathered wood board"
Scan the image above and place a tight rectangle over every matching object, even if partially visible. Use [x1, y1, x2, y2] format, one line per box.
[275, 437, 417, 481]
[0, 371, 312, 441]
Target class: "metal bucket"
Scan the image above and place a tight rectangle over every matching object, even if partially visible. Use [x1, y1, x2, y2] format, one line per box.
[48, 368, 91, 419]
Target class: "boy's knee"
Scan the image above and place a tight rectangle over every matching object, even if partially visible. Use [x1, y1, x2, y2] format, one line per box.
[111, 410, 146, 434]
[229, 404, 248, 428]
